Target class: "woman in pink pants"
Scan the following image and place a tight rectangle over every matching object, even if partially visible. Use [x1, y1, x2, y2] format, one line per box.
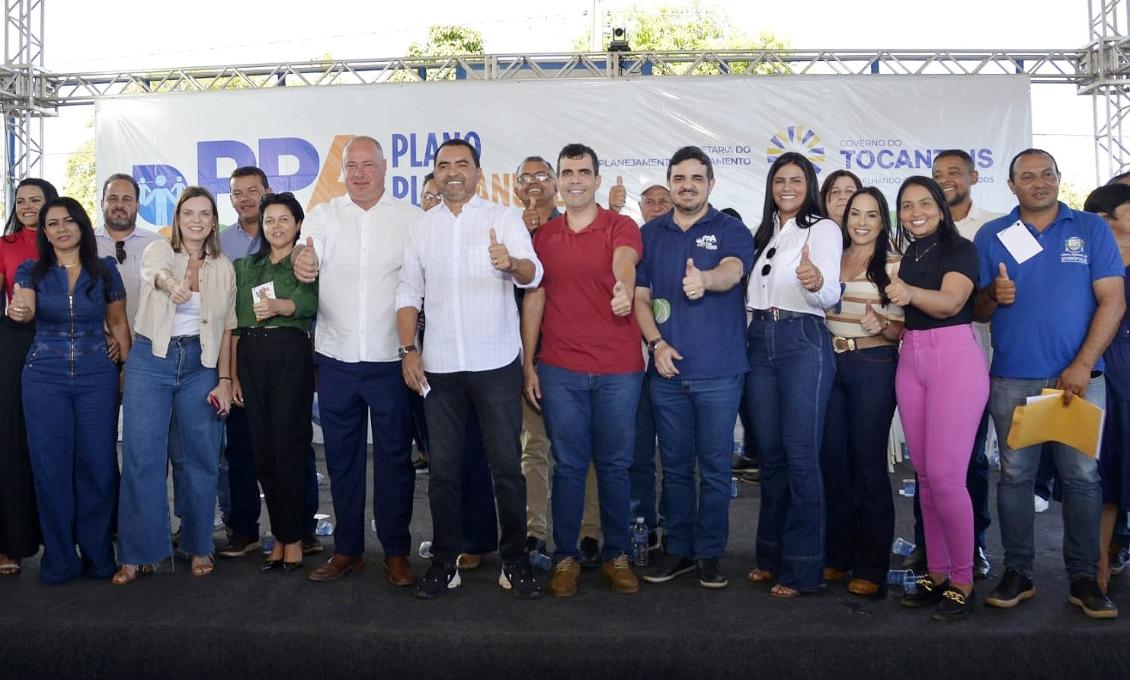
[885, 176, 988, 622]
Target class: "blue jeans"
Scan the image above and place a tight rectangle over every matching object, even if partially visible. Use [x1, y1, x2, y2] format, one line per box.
[821, 345, 898, 584]
[630, 372, 663, 529]
[989, 375, 1104, 580]
[22, 345, 119, 584]
[538, 364, 643, 560]
[745, 315, 834, 592]
[650, 373, 744, 559]
[119, 336, 224, 564]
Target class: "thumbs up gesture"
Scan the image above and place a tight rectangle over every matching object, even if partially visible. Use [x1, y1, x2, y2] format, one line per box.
[992, 262, 1016, 305]
[884, 270, 914, 307]
[795, 245, 823, 292]
[7, 282, 31, 322]
[609, 176, 626, 213]
[521, 196, 541, 232]
[860, 304, 888, 337]
[610, 280, 632, 317]
[488, 228, 512, 273]
[682, 257, 706, 300]
[166, 276, 192, 305]
[294, 236, 320, 283]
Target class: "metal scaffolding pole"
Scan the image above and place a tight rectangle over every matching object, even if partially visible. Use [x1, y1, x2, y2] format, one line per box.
[2, 0, 44, 206]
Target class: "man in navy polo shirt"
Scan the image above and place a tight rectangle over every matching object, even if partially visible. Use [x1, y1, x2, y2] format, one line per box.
[974, 148, 1125, 619]
[634, 146, 754, 588]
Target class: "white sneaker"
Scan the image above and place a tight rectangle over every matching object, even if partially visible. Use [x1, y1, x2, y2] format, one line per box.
[1034, 495, 1050, 513]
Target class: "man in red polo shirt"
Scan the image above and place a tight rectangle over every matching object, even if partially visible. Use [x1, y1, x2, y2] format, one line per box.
[522, 143, 644, 597]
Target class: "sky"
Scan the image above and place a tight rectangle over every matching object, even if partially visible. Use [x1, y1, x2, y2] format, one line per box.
[38, 0, 1098, 191]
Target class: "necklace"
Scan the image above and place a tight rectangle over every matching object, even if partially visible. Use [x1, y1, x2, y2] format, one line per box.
[911, 241, 938, 263]
[61, 263, 79, 269]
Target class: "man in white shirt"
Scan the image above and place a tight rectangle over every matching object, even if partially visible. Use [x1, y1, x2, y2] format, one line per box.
[396, 138, 544, 599]
[292, 135, 422, 587]
[95, 173, 162, 330]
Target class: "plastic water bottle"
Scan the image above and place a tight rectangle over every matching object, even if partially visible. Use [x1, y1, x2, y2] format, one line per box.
[898, 478, 916, 497]
[528, 548, 552, 572]
[314, 513, 334, 536]
[887, 569, 918, 593]
[630, 517, 649, 567]
[418, 541, 433, 559]
[730, 476, 739, 498]
[260, 535, 276, 554]
[733, 440, 745, 456]
[891, 537, 916, 557]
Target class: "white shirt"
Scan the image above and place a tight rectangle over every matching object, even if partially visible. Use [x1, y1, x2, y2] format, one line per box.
[396, 195, 543, 374]
[954, 202, 1003, 357]
[300, 193, 422, 363]
[171, 292, 202, 336]
[95, 226, 163, 329]
[746, 215, 842, 317]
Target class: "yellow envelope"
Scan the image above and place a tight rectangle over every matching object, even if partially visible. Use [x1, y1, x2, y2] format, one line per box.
[1007, 388, 1105, 459]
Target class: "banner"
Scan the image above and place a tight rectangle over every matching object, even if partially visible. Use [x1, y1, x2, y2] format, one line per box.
[95, 74, 1031, 228]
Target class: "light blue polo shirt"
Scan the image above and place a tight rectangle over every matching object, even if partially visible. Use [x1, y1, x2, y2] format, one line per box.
[636, 206, 755, 380]
[975, 202, 1124, 379]
[219, 222, 261, 260]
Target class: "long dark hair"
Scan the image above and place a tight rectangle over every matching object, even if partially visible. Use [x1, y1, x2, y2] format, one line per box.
[894, 176, 961, 255]
[754, 153, 825, 260]
[3, 178, 59, 239]
[251, 192, 305, 263]
[842, 187, 896, 305]
[29, 197, 110, 298]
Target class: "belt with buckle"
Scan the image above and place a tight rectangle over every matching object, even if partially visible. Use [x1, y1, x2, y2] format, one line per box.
[831, 335, 893, 354]
[750, 308, 819, 322]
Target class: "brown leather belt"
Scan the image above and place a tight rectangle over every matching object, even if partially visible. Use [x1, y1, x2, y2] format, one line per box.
[831, 335, 893, 354]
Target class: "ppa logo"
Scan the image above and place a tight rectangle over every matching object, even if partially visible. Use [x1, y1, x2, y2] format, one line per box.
[767, 126, 826, 174]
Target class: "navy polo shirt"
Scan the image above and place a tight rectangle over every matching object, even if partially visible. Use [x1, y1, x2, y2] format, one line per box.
[636, 206, 755, 380]
[975, 202, 1125, 379]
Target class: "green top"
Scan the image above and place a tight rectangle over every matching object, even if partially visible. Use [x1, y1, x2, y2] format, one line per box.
[233, 253, 318, 335]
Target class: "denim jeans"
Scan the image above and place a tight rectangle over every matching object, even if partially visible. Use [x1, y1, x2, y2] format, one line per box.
[119, 335, 224, 564]
[630, 372, 663, 530]
[821, 345, 898, 584]
[538, 364, 643, 561]
[745, 314, 834, 592]
[989, 375, 1104, 580]
[650, 373, 743, 559]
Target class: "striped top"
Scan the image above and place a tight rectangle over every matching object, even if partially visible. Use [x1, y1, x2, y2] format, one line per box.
[825, 259, 905, 339]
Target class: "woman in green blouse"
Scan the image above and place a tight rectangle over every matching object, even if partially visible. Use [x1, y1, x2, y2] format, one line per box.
[230, 192, 317, 572]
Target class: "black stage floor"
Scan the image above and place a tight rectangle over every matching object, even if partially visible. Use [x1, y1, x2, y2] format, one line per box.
[2, 450, 1128, 680]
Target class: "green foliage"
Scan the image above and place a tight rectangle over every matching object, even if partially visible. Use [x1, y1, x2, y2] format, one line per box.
[406, 25, 485, 57]
[64, 122, 97, 219]
[1059, 178, 1087, 211]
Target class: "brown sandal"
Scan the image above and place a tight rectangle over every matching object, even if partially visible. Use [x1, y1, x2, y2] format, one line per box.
[747, 568, 775, 584]
[191, 555, 215, 578]
[111, 563, 154, 586]
[770, 584, 800, 598]
[0, 561, 20, 576]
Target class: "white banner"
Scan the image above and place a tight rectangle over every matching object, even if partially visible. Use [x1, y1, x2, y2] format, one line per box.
[96, 75, 1031, 229]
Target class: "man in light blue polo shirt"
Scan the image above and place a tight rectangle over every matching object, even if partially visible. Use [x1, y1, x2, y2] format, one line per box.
[634, 146, 754, 588]
[974, 148, 1125, 619]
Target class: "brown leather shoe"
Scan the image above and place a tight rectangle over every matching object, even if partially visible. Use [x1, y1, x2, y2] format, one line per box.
[383, 556, 417, 586]
[549, 557, 581, 597]
[307, 554, 364, 582]
[602, 554, 640, 594]
[823, 567, 848, 582]
[848, 578, 882, 597]
[456, 553, 482, 571]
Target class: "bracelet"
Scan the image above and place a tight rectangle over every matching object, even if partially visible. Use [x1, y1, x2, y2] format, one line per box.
[219, 377, 232, 382]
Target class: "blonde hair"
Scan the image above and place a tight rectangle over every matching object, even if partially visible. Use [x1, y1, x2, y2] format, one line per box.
[170, 186, 222, 258]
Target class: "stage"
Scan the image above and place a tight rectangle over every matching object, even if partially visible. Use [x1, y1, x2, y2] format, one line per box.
[1, 452, 1127, 680]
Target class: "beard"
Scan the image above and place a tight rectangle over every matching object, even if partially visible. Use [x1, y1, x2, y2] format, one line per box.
[104, 212, 136, 232]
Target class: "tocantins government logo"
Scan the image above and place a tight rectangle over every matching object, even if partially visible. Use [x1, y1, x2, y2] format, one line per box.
[767, 126, 826, 173]
[652, 298, 671, 324]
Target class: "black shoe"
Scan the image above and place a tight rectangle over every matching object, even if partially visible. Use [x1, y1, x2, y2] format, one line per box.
[526, 536, 547, 555]
[500, 560, 543, 599]
[900, 575, 950, 608]
[260, 559, 284, 572]
[415, 562, 460, 599]
[218, 534, 261, 558]
[973, 547, 991, 580]
[696, 558, 728, 589]
[579, 536, 601, 568]
[1068, 578, 1118, 619]
[985, 567, 1036, 608]
[901, 546, 926, 575]
[642, 555, 695, 583]
[731, 454, 758, 473]
[301, 534, 324, 556]
[932, 586, 975, 622]
[1110, 544, 1130, 575]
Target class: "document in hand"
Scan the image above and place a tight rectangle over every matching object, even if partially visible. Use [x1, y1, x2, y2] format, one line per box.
[1006, 389, 1105, 459]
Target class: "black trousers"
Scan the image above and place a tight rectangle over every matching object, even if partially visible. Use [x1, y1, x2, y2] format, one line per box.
[424, 357, 525, 564]
[237, 328, 314, 544]
[0, 317, 41, 559]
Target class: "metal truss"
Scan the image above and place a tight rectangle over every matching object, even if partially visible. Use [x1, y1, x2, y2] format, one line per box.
[1087, 0, 1130, 182]
[2, 0, 45, 199]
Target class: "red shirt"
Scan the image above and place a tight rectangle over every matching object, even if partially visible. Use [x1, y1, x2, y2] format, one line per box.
[0, 228, 37, 304]
[533, 205, 643, 374]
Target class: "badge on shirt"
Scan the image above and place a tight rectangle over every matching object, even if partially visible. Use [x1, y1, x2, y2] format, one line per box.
[1060, 236, 1089, 265]
[695, 234, 718, 251]
[996, 220, 1043, 264]
[252, 281, 276, 303]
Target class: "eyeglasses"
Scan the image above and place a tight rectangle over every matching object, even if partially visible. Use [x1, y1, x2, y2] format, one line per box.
[115, 240, 126, 264]
[516, 172, 552, 185]
[760, 247, 776, 276]
[421, 192, 441, 203]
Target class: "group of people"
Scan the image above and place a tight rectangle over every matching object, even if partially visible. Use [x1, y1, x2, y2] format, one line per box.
[0, 134, 1126, 625]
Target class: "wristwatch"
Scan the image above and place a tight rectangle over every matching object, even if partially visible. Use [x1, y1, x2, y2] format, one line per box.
[397, 344, 418, 359]
[647, 337, 665, 354]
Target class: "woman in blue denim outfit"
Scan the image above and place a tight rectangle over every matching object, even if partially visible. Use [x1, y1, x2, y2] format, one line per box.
[114, 187, 236, 584]
[9, 197, 131, 585]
